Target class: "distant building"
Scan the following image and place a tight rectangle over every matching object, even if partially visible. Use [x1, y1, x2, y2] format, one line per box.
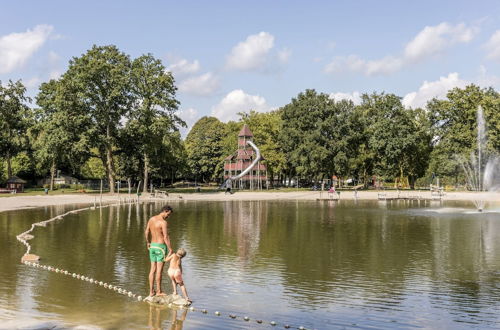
[6, 176, 27, 193]
[223, 124, 267, 190]
[38, 173, 79, 186]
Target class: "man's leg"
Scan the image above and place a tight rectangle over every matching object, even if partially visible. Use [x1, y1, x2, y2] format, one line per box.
[155, 261, 166, 295]
[148, 262, 157, 296]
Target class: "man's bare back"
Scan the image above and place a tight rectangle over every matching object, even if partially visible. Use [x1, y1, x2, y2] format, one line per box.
[147, 215, 169, 244]
[145, 205, 174, 297]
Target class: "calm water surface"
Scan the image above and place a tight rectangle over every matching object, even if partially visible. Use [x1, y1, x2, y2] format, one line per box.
[1, 200, 500, 329]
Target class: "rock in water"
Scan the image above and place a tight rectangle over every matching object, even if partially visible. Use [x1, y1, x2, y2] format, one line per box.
[21, 254, 40, 262]
[144, 294, 190, 306]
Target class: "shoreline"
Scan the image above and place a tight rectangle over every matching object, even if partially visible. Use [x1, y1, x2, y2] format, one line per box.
[0, 190, 499, 213]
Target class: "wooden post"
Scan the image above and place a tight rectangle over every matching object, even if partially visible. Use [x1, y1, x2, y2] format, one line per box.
[100, 179, 103, 205]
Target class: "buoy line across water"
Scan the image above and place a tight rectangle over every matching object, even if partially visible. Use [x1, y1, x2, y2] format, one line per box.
[16, 199, 313, 330]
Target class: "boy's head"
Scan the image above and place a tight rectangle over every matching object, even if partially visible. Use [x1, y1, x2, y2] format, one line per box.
[176, 248, 186, 258]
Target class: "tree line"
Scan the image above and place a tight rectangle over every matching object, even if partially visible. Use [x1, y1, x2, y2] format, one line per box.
[1, 44, 499, 191]
[185, 86, 500, 189]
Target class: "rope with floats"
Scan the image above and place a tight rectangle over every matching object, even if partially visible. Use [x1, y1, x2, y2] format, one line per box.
[16, 201, 313, 330]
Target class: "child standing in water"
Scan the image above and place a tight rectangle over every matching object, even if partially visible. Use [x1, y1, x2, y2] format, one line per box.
[165, 248, 192, 304]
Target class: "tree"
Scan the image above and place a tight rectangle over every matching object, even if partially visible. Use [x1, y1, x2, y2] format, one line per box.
[34, 79, 90, 189]
[128, 54, 183, 192]
[427, 84, 500, 186]
[280, 89, 335, 183]
[0, 80, 32, 179]
[359, 93, 431, 188]
[185, 117, 226, 182]
[63, 45, 132, 193]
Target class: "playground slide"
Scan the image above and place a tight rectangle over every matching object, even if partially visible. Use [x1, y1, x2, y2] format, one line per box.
[221, 140, 261, 188]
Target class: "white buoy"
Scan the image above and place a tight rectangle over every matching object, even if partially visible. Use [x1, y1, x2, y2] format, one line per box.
[244, 316, 250, 321]
[270, 321, 276, 326]
[215, 311, 220, 316]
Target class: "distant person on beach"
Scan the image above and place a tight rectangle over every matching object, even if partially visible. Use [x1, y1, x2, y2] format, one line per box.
[165, 247, 192, 304]
[225, 180, 232, 194]
[145, 205, 173, 297]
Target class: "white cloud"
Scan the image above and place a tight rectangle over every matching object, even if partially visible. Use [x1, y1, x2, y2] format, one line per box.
[484, 30, 500, 61]
[325, 22, 477, 76]
[167, 58, 201, 77]
[178, 107, 199, 136]
[404, 22, 477, 62]
[277, 48, 291, 63]
[226, 32, 275, 71]
[211, 89, 270, 122]
[402, 72, 468, 109]
[329, 91, 362, 105]
[477, 65, 500, 88]
[178, 72, 219, 96]
[0, 24, 54, 74]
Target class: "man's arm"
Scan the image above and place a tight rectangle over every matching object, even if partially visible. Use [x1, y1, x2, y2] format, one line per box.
[162, 221, 172, 253]
[145, 221, 151, 249]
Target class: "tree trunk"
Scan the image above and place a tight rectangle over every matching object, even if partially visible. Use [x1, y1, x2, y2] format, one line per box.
[143, 152, 149, 193]
[106, 125, 115, 193]
[50, 160, 56, 191]
[6, 150, 12, 178]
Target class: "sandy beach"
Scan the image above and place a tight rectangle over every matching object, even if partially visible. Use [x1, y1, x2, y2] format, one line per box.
[1, 190, 499, 213]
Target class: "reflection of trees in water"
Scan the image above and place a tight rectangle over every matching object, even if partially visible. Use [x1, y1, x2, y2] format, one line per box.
[263, 202, 500, 312]
[222, 201, 266, 260]
[428, 215, 500, 321]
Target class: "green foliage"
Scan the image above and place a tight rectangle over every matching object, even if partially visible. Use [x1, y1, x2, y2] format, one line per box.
[62, 45, 133, 192]
[81, 154, 107, 179]
[280, 89, 332, 179]
[359, 93, 431, 186]
[427, 84, 500, 183]
[0, 80, 32, 178]
[185, 117, 226, 182]
[123, 54, 184, 190]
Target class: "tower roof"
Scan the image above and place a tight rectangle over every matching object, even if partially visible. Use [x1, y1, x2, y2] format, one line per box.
[238, 124, 253, 137]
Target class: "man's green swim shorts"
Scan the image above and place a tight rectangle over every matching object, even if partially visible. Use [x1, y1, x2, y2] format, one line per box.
[149, 243, 167, 262]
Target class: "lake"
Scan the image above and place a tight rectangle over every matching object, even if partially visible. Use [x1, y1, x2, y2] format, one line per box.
[1, 199, 500, 329]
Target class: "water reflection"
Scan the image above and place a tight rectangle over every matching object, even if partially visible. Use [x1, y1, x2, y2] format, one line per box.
[1, 200, 500, 328]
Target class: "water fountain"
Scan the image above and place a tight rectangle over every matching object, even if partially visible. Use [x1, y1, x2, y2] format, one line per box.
[457, 106, 500, 211]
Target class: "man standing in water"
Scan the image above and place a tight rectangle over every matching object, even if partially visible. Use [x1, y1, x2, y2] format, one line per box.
[145, 205, 173, 297]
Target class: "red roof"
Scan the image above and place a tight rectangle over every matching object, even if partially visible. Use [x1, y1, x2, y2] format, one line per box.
[238, 124, 253, 137]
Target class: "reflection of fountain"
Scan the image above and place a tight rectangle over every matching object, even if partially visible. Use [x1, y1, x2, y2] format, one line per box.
[457, 106, 500, 211]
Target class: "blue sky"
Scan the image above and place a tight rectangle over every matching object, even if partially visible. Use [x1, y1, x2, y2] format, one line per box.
[1, 1, 500, 135]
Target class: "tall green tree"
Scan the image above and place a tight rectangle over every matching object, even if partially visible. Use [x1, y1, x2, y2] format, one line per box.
[0, 80, 32, 178]
[359, 93, 431, 188]
[128, 54, 183, 192]
[280, 89, 335, 183]
[63, 45, 132, 193]
[185, 116, 226, 182]
[34, 79, 90, 189]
